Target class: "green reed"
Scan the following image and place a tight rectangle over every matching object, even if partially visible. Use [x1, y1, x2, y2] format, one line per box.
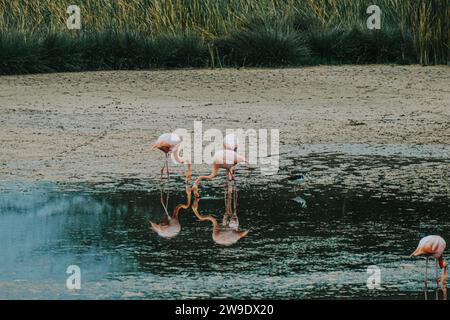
[0, 0, 448, 74]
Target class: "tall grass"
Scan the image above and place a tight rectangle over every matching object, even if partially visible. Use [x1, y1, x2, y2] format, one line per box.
[0, 0, 448, 74]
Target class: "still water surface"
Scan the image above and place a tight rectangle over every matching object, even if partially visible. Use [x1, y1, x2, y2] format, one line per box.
[0, 153, 449, 299]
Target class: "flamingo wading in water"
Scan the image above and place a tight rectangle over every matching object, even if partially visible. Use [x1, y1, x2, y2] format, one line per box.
[152, 132, 191, 215]
[152, 133, 190, 181]
[411, 235, 447, 288]
[192, 149, 245, 198]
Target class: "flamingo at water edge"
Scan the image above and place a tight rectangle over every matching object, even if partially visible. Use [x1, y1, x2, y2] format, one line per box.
[152, 132, 191, 215]
[152, 133, 191, 182]
[192, 149, 245, 198]
[411, 235, 447, 288]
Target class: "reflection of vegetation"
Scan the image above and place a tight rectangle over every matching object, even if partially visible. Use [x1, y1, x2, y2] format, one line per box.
[0, 0, 448, 74]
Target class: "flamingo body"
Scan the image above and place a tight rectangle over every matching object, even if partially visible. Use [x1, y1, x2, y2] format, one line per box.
[212, 149, 245, 169]
[411, 235, 446, 259]
[192, 149, 245, 197]
[411, 235, 447, 289]
[152, 133, 181, 154]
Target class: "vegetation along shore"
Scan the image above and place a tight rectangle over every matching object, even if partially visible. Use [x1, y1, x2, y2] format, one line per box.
[0, 0, 449, 75]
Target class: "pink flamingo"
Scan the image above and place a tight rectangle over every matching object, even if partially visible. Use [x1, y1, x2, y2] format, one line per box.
[152, 132, 191, 215]
[152, 133, 190, 181]
[411, 235, 447, 288]
[192, 149, 245, 198]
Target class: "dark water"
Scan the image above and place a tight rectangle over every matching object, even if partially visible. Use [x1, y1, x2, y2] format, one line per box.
[1, 173, 449, 300]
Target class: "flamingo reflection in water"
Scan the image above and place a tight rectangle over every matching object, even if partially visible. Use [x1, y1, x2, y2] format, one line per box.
[192, 172, 248, 246]
[150, 156, 192, 239]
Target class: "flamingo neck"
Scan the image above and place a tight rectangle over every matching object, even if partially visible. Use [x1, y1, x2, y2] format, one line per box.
[192, 199, 219, 230]
[171, 146, 191, 183]
[173, 183, 191, 220]
[172, 146, 189, 164]
[194, 164, 219, 186]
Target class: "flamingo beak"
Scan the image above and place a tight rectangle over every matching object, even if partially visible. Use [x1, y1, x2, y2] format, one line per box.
[150, 221, 158, 231]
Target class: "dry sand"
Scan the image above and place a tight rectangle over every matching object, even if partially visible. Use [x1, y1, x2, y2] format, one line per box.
[0, 65, 449, 196]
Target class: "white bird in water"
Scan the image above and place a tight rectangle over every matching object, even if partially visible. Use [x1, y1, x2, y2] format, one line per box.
[411, 235, 447, 288]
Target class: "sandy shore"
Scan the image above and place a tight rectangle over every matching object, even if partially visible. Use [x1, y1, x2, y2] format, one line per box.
[0, 65, 449, 195]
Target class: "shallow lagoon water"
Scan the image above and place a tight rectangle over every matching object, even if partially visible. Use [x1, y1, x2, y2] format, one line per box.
[0, 151, 449, 299]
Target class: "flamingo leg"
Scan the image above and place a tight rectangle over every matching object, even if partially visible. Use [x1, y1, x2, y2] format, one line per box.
[425, 257, 429, 289]
[165, 153, 170, 211]
[436, 259, 440, 287]
[225, 170, 229, 207]
[160, 158, 167, 184]
[232, 169, 237, 213]
[165, 153, 170, 181]
[159, 153, 170, 217]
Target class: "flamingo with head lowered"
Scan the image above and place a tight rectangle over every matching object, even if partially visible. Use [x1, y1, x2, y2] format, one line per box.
[192, 148, 245, 198]
[411, 235, 447, 289]
[152, 132, 191, 217]
[152, 132, 191, 182]
[192, 132, 244, 198]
